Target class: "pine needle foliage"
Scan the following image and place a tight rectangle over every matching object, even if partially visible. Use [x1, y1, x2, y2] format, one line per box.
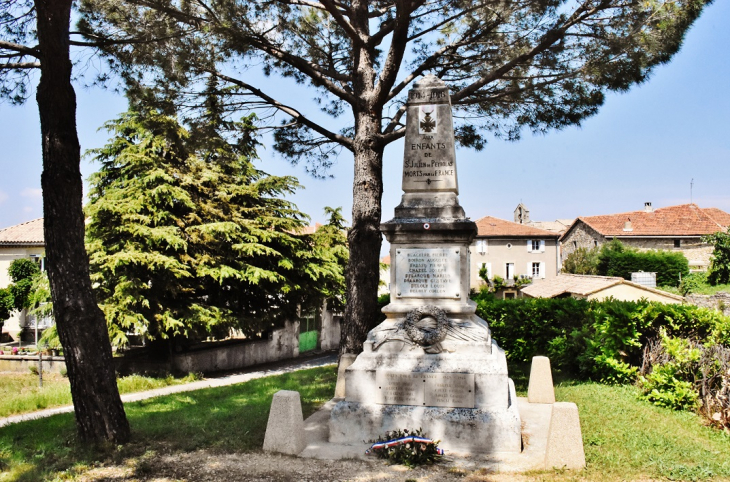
[86, 104, 346, 348]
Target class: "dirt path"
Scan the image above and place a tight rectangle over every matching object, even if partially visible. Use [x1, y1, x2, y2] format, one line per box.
[76, 449, 537, 482]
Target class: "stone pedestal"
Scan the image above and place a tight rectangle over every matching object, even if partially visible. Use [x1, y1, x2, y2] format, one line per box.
[329, 75, 522, 454]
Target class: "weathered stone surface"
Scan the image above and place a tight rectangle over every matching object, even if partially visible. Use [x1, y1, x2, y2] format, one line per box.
[544, 402, 586, 469]
[330, 380, 522, 454]
[263, 390, 306, 455]
[394, 247, 461, 299]
[334, 354, 356, 398]
[528, 356, 555, 404]
[330, 74, 522, 455]
[401, 75, 458, 196]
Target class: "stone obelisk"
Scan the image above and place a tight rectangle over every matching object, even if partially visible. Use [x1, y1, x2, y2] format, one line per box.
[328, 75, 522, 454]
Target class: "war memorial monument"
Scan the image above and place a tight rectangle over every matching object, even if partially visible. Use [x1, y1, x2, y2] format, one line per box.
[328, 75, 522, 454]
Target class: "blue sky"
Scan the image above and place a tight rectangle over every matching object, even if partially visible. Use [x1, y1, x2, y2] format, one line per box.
[1, 2, 728, 235]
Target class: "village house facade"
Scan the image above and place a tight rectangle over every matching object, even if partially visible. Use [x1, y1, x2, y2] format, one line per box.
[470, 216, 560, 295]
[0, 218, 46, 339]
[560, 203, 730, 271]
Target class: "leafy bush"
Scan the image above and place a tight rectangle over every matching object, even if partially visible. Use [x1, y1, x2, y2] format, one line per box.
[704, 228, 730, 285]
[679, 272, 708, 296]
[368, 428, 443, 467]
[474, 296, 730, 381]
[562, 246, 600, 275]
[597, 239, 689, 287]
[639, 332, 701, 410]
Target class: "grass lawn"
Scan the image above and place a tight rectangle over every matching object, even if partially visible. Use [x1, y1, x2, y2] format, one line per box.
[0, 372, 202, 418]
[1, 364, 729, 481]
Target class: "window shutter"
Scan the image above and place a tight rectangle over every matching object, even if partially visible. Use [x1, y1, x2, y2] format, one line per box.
[487, 263, 492, 279]
[527, 262, 532, 277]
[527, 239, 532, 252]
[484, 239, 488, 254]
[540, 261, 546, 278]
[540, 240, 545, 253]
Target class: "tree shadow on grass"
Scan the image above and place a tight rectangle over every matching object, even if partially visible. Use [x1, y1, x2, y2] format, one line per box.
[0, 365, 337, 481]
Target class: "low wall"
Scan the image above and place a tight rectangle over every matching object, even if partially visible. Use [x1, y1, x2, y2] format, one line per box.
[0, 355, 66, 373]
[686, 292, 730, 317]
[319, 310, 342, 352]
[172, 320, 301, 373]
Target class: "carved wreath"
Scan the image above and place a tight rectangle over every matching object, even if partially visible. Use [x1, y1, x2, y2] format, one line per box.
[403, 305, 449, 347]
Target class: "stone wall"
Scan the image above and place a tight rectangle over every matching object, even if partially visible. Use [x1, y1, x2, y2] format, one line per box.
[172, 320, 300, 374]
[560, 223, 605, 262]
[560, 221, 712, 270]
[686, 292, 730, 317]
[0, 354, 66, 373]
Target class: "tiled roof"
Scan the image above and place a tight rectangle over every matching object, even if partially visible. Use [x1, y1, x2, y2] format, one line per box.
[380, 255, 391, 265]
[704, 208, 730, 228]
[0, 218, 44, 246]
[573, 204, 729, 237]
[292, 223, 323, 235]
[521, 274, 684, 301]
[526, 219, 574, 234]
[475, 216, 559, 238]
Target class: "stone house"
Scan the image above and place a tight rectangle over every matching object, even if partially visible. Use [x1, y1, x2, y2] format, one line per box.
[470, 215, 560, 297]
[0, 218, 46, 339]
[560, 203, 730, 271]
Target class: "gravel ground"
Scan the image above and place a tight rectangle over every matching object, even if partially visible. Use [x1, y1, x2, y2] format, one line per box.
[75, 449, 535, 482]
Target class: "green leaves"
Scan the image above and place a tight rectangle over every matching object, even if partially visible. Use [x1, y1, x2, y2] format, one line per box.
[86, 103, 348, 348]
[703, 228, 730, 285]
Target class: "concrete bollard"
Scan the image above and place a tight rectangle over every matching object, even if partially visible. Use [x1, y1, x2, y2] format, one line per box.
[528, 356, 555, 404]
[544, 402, 586, 470]
[263, 390, 306, 455]
[334, 354, 357, 399]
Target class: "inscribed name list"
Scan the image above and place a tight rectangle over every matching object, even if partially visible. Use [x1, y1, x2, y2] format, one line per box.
[395, 248, 460, 299]
[375, 371, 475, 408]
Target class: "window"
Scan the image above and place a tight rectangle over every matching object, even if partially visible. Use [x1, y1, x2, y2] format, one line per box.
[674, 239, 681, 248]
[594, 240, 598, 248]
[573, 241, 577, 249]
[532, 262, 541, 278]
[527, 239, 545, 253]
[528, 261, 546, 279]
[475, 239, 488, 254]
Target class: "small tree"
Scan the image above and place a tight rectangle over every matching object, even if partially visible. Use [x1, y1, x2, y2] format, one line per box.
[86, 102, 347, 352]
[703, 228, 730, 286]
[7, 258, 41, 311]
[563, 247, 600, 275]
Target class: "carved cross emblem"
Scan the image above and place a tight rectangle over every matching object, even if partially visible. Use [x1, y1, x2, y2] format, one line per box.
[420, 112, 436, 133]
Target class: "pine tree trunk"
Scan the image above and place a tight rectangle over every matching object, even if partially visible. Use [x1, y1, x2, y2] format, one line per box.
[35, 0, 130, 444]
[340, 110, 384, 354]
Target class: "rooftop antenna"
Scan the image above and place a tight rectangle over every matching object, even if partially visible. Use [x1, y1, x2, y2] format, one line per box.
[690, 178, 694, 204]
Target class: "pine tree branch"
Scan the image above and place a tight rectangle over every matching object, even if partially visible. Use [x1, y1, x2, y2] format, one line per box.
[210, 70, 354, 150]
[0, 40, 39, 58]
[1, 61, 40, 69]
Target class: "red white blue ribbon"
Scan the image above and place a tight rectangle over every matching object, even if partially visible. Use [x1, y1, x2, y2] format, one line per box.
[366, 436, 444, 455]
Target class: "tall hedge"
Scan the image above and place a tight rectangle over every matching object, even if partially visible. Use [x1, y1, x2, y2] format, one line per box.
[597, 240, 689, 287]
[474, 295, 730, 383]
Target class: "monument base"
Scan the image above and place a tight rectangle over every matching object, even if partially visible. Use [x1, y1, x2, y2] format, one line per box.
[329, 388, 522, 454]
[329, 332, 523, 454]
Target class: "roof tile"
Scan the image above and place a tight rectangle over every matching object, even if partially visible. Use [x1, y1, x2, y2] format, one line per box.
[475, 216, 559, 238]
[0, 218, 44, 245]
[574, 204, 728, 237]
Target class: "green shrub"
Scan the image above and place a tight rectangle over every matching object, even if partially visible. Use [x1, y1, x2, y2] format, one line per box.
[597, 239, 689, 287]
[474, 296, 730, 380]
[639, 332, 702, 411]
[679, 272, 708, 296]
[563, 246, 600, 275]
[704, 228, 730, 285]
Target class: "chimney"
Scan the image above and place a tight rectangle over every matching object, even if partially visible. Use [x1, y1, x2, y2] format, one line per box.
[644, 202, 653, 212]
[623, 218, 633, 231]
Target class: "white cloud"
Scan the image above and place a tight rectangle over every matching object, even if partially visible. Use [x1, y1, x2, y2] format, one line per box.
[20, 188, 42, 199]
